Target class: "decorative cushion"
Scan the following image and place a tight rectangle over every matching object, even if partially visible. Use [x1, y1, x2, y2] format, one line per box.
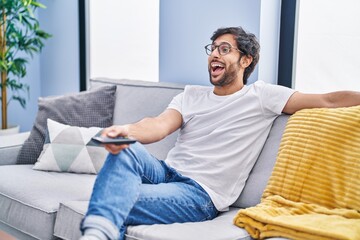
[33, 119, 108, 174]
[17, 85, 116, 164]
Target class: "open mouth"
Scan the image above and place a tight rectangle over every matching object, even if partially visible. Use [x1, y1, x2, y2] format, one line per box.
[211, 62, 225, 76]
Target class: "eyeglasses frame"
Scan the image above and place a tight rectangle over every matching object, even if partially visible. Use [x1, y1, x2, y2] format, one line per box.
[204, 42, 243, 56]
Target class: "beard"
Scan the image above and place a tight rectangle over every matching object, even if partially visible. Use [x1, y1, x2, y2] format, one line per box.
[209, 61, 241, 87]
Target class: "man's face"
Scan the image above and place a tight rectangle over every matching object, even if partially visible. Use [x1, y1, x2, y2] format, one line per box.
[208, 34, 242, 87]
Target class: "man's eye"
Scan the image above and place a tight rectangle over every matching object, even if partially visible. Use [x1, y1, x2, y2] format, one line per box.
[220, 46, 230, 53]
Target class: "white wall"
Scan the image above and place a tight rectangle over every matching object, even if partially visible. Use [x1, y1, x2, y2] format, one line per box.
[258, 0, 282, 84]
[294, 0, 360, 93]
[88, 0, 159, 82]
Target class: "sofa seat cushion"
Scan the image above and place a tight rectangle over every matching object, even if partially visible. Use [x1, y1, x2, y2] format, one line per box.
[0, 165, 96, 240]
[125, 208, 250, 240]
[55, 200, 251, 240]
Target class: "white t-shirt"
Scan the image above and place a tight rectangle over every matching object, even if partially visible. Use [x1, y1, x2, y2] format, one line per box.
[166, 81, 295, 211]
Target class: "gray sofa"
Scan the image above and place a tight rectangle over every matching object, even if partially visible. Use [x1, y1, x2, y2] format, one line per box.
[0, 78, 288, 240]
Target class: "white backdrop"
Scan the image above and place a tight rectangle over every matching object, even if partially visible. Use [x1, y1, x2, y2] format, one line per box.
[88, 0, 159, 82]
[294, 0, 360, 93]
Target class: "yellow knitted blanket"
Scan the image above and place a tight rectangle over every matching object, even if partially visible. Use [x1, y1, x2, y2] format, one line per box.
[234, 106, 360, 240]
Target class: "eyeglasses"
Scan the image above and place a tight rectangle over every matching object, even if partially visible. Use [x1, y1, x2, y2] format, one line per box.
[204, 43, 242, 56]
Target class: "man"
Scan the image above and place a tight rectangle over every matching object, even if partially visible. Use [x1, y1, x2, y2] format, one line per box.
[80, 27, 360, 240]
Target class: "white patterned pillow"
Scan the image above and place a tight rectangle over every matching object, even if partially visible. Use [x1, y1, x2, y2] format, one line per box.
[33, 119, 108, 174]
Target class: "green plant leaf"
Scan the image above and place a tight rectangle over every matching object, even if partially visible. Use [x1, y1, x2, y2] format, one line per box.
[31, 1, 46, 9]
[20, 15, 34, 30]
[9, 58, 28, 78]
[12, 95, 27, 108]
[36, 29, 52, 39]
[26, 6, 35, 18]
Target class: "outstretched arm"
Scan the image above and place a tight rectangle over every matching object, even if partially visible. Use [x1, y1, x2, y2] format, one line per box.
[125, 108, 182, 143]
[283, 91, 360, 114]
[101, 109, 182, 154]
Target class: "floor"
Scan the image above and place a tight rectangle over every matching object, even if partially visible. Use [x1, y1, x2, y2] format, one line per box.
[0, 230, 16, 240]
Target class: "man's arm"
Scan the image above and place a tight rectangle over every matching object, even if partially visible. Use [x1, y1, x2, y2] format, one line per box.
[126, 108, 182, 143]
[101, 109, 182, 154]
[283, 91, 360, 114]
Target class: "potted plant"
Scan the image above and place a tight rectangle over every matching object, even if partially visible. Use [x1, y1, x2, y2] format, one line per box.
[0, 0, 51, 133]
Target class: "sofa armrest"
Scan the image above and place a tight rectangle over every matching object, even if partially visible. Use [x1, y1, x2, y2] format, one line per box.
[0, 132, 30, 165]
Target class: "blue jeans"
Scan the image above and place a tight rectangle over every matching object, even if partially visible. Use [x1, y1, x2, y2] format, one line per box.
[80, 143, 218, 240]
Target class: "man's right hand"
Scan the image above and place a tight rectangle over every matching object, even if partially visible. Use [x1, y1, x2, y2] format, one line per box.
[100, 125, 131, 155]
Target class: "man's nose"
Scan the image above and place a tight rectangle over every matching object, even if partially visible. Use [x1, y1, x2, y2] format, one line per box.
[211, 47, 221, 57]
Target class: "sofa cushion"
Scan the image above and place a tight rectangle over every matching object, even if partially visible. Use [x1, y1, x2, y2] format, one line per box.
[90, 78, 185, 160]
[232, 114, 290, 208]
[17, 85, 116, 164]
[33, 119, 108, 174]
[125, 208, 250, 240]
[54, 201, 251, 240]
[0, 165, 96, 240]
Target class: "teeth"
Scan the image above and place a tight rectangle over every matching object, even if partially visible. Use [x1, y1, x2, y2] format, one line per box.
[211, 63, 224, 67]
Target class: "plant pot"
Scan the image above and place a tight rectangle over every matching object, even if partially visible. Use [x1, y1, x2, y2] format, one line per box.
[0, 125, 20, 136]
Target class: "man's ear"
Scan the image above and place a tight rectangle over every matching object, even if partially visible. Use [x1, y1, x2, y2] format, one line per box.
[241, 55, 253, 68]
